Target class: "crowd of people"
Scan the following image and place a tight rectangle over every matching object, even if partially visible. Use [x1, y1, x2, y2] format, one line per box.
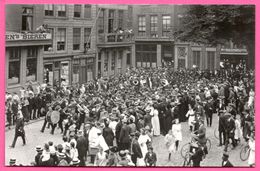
[6, 65, 255, 167]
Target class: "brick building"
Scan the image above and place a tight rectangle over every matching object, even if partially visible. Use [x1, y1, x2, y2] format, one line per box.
[42, 4, 97, 86]
[132, 5, 221, 70]
[96, 5, 134, 78]
[6, 4, 52, 93]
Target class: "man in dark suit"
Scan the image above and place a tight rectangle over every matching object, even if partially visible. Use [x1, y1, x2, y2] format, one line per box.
[218, 113, 227, 146]
[144, 147, 157, 166]
[222, 153, 233, 167]
[115, 116, 123, 150]
[119, 118, 131, 150]
[76, 130, 88, 166]
[204, 98, 213, 127]
[130, 132, 142, 166]
[10, 112, 26, 148]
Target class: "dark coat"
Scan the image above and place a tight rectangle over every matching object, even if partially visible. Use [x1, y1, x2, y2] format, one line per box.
[103, 127, 114, 146]
[144, 114, 152, 129]
[144, 152, 157, 165]
[131, 139, 143, 158]
[76, 135, 88, 157]
[115, 121, 123, 142]
[119, 124, 131, 144]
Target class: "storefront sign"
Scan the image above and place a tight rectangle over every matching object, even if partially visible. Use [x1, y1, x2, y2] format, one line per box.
[221, 48, 248, 53]
[6, 32, 52, 41]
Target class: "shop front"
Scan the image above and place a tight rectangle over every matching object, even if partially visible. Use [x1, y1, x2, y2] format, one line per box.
[72, 54, 95, 85]
[6, 32, 51, 93]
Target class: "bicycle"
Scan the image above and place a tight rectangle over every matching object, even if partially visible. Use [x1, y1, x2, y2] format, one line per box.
[240, 143, 250, 161]
[181, 136, 211, 159]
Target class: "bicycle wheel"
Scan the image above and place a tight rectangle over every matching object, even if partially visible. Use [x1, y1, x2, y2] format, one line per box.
[206, 138, 212, 151]
[240, 145, 250, 161]
[181, 143, 190, 159]
[214, 128, 219, 139]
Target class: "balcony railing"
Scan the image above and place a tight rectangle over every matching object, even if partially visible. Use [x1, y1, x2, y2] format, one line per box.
[98, 32, 134, 44]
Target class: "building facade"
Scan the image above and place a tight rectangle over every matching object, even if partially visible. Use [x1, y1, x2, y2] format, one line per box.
[6, 5, 52, 93]
[132, 5, 221, 70]
[96, 5, 134, 78]
[42, 4, 97, 86]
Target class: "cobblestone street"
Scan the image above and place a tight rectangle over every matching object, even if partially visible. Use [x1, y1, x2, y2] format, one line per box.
[5, 114, 248, 167]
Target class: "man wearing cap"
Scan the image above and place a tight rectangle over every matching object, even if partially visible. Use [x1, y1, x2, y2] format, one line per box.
[144, 147, 157, 166]
[222, 153, 233, 167]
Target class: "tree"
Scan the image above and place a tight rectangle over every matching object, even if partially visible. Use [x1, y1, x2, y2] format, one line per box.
[174, 5, 255, 69]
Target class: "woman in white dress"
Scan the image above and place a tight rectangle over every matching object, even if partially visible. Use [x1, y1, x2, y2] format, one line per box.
[164, 130, 175, 160]
[248, 88, 255, 108]
[172, 118, 182, 152]
[137, 128, 151, 166]
[234, 115, 242, 144]
[151, 104, 160, 136]
[186, 104, 195, 132]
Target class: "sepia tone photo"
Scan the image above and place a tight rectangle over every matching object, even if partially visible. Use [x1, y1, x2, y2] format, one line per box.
[5, 4, 255, 167]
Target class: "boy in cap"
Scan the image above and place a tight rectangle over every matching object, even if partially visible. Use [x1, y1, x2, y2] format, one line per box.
[144, 147, 157, 166]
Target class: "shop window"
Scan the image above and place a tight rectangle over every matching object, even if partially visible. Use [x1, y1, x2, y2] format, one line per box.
[150, 15, 158, 37]
[138, 16, 146, 36]
[111, 51, 116, 72]
[104, 52, 109, 72]
[44, 4, 54, 16]
[57, 5, 66, 17]
[84, 5, 91, 18]
[73, 28, 81, 50]
[118, 51, 123, 69]
[57, 28, 66, 51]
[22, 7, 33, 31]
[72, 59, 80, 84]
[207, 51, 215, 70]
[8, 48, 21, 85]
[193, 51, 201, 68]
[26, 47, 37, 82]
[127, 53, 131, 65]
[74, 5, 81, 18]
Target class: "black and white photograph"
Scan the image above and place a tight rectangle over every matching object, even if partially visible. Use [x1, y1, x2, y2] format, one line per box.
[5, 4, 255, 167]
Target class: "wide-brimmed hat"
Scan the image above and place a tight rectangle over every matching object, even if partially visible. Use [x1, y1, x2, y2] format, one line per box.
[71, 159, 80, 166]
[9, 158, 16, 165]
[36, 145, 43, 152]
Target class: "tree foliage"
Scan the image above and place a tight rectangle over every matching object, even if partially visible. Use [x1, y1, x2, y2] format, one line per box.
[174, 5, 255, 68]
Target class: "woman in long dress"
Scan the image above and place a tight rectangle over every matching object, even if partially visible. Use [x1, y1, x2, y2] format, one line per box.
[151, 104, 160, 136]
[186, 104, 195, 132]
[172, 118, 182, 152]
[137, 128, 151, 166]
